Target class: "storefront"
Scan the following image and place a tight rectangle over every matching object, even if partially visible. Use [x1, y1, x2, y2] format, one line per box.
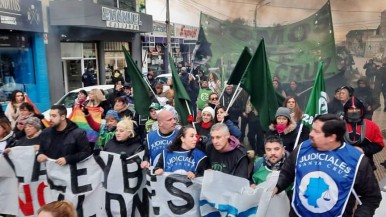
[141, 21, 198, 76]
[0, 0, 49, 111]
[47, 0, 152, 102]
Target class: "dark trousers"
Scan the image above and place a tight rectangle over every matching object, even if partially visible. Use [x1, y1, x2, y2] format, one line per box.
[247, 116, 265, 156]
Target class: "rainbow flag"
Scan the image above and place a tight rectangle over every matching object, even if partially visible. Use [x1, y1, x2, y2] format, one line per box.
[24, 94, 51, 127]
[69, 106, 102, 143]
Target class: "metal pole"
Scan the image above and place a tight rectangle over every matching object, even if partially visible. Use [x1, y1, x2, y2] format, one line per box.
[166, 0, 172, 74]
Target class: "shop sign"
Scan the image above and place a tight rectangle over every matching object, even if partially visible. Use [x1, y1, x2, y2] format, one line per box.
[174, 24, 198, 40]
[101, 6, 142, 31]
[0, 0, 43, 32]
[152, 21, 175, 37]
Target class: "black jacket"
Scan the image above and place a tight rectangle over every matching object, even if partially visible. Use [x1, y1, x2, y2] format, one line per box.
[104, 135, 143, 156]
[276, 143, 382, 217]
[38, 119, 91, 164]
[266, 119, 308, 152]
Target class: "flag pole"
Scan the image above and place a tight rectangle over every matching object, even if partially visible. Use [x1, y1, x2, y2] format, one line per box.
[293, 123, 304, 150]
[185, 99, 197, 130]
[225, 83, 242, 114]
[143, 77, 160, 102]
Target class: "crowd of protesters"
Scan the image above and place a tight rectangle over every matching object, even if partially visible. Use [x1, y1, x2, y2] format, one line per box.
[1, 60, 386, 216]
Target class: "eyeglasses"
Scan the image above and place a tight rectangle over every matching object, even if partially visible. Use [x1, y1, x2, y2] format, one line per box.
[210, 97, 218, 100]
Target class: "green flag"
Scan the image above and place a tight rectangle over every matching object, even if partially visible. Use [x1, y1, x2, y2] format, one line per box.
[169, 54, 192, 125]
[302, 61, 328, 128]
[122, 46, 152, 116]
[240, 38, 279, 131]
[197, 88, 213, 110]
[227, 47, 252, 85]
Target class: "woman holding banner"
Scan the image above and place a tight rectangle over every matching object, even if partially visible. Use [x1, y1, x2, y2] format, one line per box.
[154, 125, 207, 179]
[103, 118, 143, 156]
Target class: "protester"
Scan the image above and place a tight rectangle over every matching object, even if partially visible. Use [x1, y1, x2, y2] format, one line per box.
[354, 76, 375, 119]
[37, 105, 91, 166]
[196, 77, 212, 122]
[85, 109, 120, 150]
[251, 135, 289, 188]
[10, 117, 42, 150]
[113, 97, 133, 119]
[109, 80, 124, 107]
[0, 117, 15, 153]
[208, 72, 221, 94]
[122, 83, 134, 105]
[221, 85, 244, 124]
[206, 123, 248, 179]
[104, 118, 143, 156]
[327, 87, 343, 117]
[273, 114, 381, 217]
[343, 96, 384, 170]
[154, 125, 207, 178]
[379, 61, 386, 111]
[37, 200, 76, 217]
[13, 102, 45, 140]
[75, 89, 88, 107]
[273, 80, 286, 98]
[215, 105, 241, 139]
[141, 110, 178, 168]
[206, 92, 219, 109]
[85, 88, 111, 118]
[244, 97, 264, 157]
[283, 96, 303, 126]
[285, 81, 305, 109]
[5, 90, 25, 128]
[194, 106, 215, 149]
[267, 107, 307, 152]
[147, 70, 157, 88]
[145, 103, 161, 133]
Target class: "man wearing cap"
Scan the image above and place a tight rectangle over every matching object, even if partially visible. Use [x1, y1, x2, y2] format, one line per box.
[145, 103, 161, 133]
[141, 109, 178, 168]
[37, 105, 90, 166]
[343, 96, 384, 170]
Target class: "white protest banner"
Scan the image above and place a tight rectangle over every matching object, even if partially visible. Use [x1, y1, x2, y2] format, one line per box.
[45, 155, 105, 217]
[7, 146, 53, 217]
[0, 154, 18, 215]
[200, 170, 290, 217]
[95, 151, 148, 217]
[148, 172, 202, 217]
[200, 170, 251, 216]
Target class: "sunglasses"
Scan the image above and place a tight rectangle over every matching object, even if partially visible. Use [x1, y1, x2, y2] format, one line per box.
[210, 97, 218, 100]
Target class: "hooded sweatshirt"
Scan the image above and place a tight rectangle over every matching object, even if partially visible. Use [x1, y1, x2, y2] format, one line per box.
[206, 135, 249, 179]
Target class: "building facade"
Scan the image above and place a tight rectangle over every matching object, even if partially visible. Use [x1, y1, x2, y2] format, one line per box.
[46, 0, 152, 103]
[0, 0, 49, 111]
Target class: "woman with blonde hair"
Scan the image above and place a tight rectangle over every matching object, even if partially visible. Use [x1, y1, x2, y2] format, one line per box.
[103, 118, 143, 156]
[37, 200, 76, 217]
[85, 88, 111, 118]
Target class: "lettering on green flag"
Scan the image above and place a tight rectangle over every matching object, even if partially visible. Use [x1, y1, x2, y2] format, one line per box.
[200, 1, 337, 84]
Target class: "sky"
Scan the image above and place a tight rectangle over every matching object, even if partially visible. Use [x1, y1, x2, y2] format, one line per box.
[146, 0, 386, 43]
